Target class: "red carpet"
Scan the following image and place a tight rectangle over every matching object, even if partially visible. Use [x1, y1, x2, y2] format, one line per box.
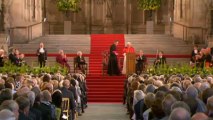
[87, 34, 125, 102]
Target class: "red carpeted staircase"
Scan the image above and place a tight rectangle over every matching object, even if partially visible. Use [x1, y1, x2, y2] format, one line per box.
[87, 34, 126, 102]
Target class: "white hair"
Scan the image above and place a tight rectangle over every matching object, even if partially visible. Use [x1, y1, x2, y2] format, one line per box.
[134, 90, 145, 103]
[0, 109, 15, 120]
[126, 42, 131, 46]
[77, 51, 82, 55]
[26, 91, 35, 107]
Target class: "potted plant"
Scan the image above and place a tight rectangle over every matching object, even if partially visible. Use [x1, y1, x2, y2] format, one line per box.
[137, 0, 161, 34]
[56, 0, 81, 34]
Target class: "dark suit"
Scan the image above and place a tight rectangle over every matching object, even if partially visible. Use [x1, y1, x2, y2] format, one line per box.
[9, 53, 19, 66]
[37, 48, 47, 68]
[76, 56, 86, 73]
[37, 101, 56, 120]
[134, 99, 146, 120]
[0, 56, 4, 67]
[60, 87, 76, 120]
[18, 111, 33, 120]
[136, 55, 147, 74]
[154, 56, 166, 68]
[29, 107, 42, 120]
[191, 49, 199, 63]
[107, 44, 120, 75]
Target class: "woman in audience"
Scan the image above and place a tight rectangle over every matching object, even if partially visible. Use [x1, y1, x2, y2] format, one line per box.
[56, 49, 70, 72]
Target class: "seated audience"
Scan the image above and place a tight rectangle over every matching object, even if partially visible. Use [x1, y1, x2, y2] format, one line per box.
[0, 72, 88, 120]
[0, 100, 19, 120]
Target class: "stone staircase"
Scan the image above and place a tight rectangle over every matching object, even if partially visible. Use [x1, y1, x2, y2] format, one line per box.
[13, 35, 91, 71]
[125, 34, 193, 65]
[12, 34, 194, 73]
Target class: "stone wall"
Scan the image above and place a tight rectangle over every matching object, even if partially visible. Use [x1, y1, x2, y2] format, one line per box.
[44, 0, 170, 34]
[173, 0, 212, 44]
[4, 0, 43, 44]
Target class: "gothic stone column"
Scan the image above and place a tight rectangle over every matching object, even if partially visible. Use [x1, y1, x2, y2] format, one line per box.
[104, 0, 113, 33]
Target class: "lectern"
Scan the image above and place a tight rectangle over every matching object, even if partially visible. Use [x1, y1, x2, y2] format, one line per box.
[126, 53, 136, 75]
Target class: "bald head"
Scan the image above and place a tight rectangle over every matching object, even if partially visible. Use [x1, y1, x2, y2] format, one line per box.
[63, 80, 70, 88]
[169, 107, 191, 120]
[43, 83, 53, 93]
[191, 113, 208, 120]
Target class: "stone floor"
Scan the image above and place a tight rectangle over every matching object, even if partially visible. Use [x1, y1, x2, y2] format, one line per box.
[78, 103, 129, 120]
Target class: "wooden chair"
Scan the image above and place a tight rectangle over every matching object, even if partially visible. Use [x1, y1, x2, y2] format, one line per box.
[61, 98, 70, 120]
[74, 57, 88, 75]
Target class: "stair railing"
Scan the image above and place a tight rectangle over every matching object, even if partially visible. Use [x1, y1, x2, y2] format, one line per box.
[173, 22, 208, 44]
[8, 22, 43, 45]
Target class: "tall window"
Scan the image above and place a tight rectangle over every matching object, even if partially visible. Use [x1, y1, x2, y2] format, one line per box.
[0, 0, 4, 31]
[180, 0, 183, 18]
[211, 10, 213, 35]
[32, 0, 35, 19]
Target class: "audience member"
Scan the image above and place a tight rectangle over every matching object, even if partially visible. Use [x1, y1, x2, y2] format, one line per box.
[15, 96, 31, 120]
[0, 100, 19, 120]
[169, 107, 191, 120]
[191, 112, 208, 120]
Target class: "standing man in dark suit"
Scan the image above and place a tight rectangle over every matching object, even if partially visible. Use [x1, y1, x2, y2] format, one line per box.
[60, 80, 76, 120]
[107, 40, 121, 76]
[136, 50, 147, 75]
[36, 42, 47, 68]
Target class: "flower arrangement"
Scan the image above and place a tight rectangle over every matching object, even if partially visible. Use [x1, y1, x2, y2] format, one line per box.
[0, 62, 68, 75]
[57, 0, 81, 12]
[137, 0, 161, 10]
[146, 64, 213, 77]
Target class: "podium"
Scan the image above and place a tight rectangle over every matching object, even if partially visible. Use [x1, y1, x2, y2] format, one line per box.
[126, 53, 136, 75]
